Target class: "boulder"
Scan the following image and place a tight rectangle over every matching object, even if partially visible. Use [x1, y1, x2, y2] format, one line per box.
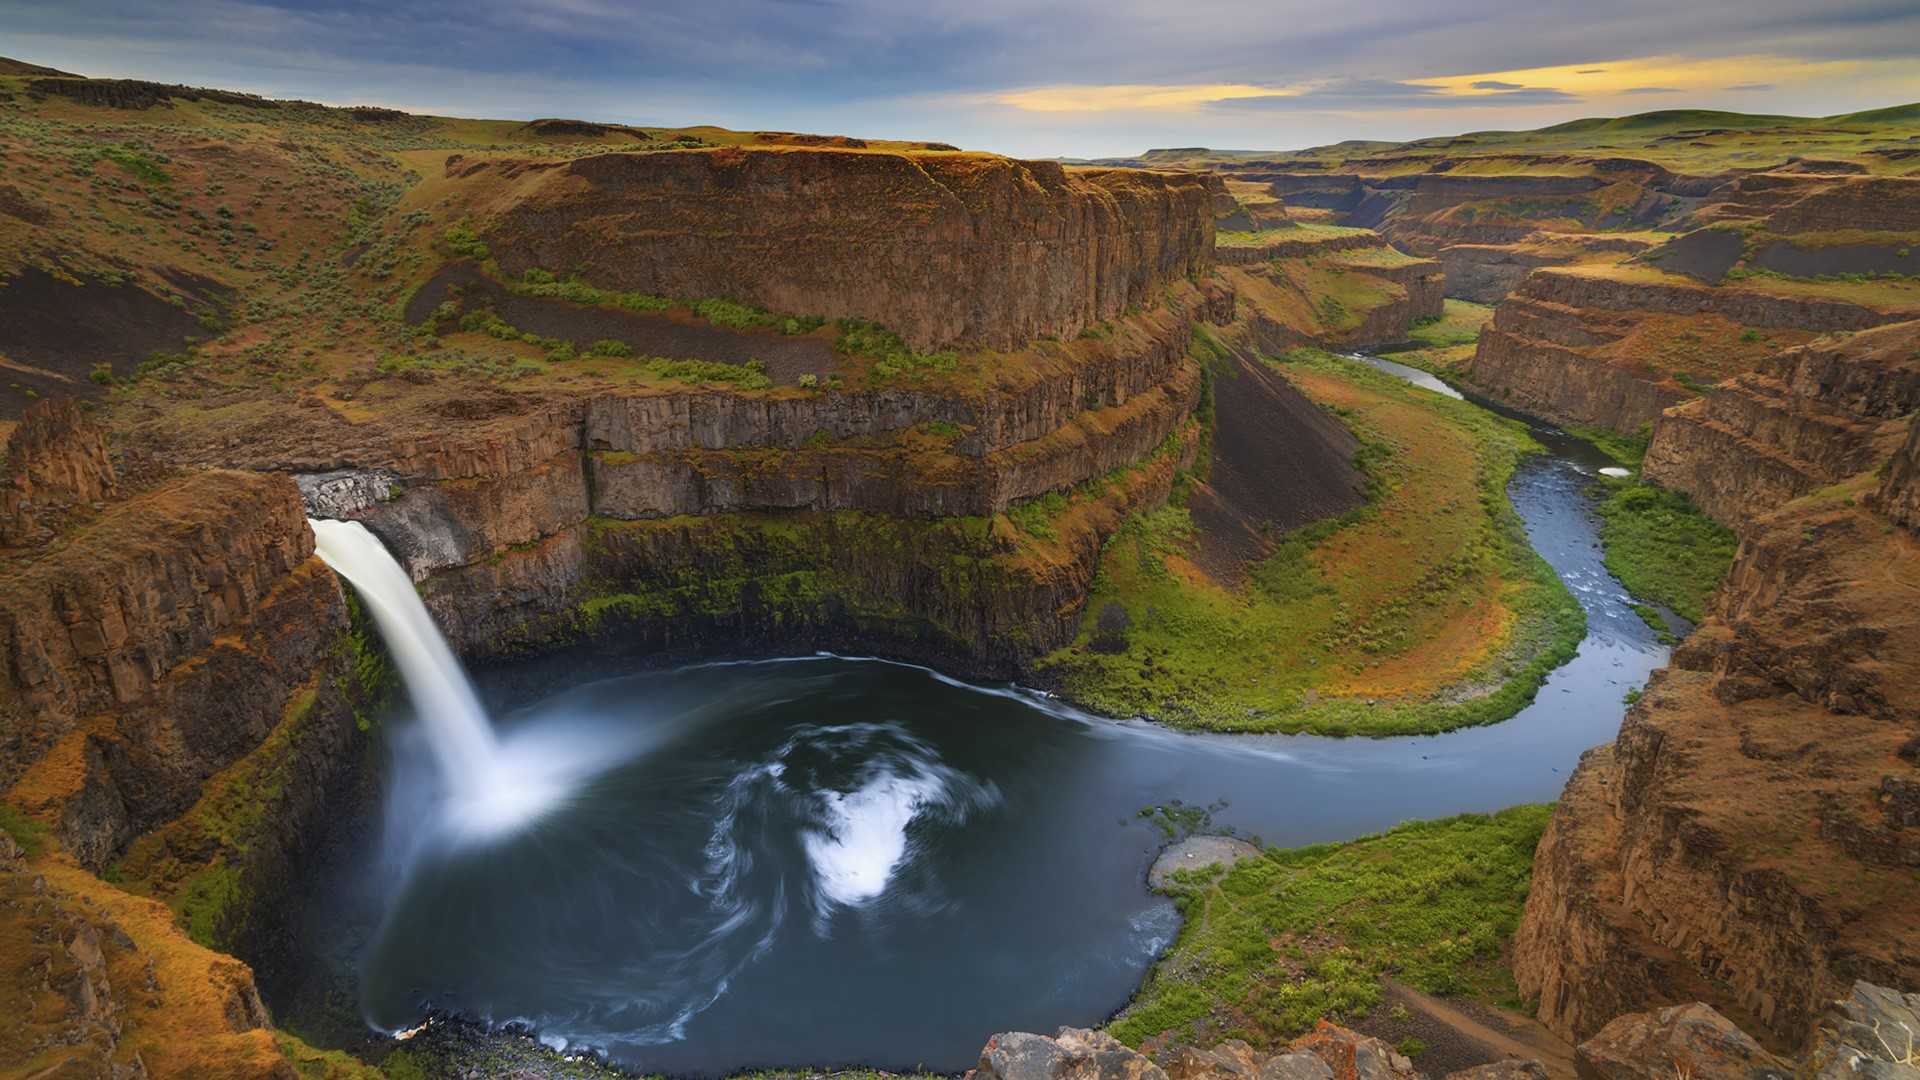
[1801, 982, 1920, 1080]
[1575, 1002, 1790, 1080]
[972, 1027, 1169, 1080]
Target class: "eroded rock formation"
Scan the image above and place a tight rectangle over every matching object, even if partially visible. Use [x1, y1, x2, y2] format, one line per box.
[1514, 335, 1920, 1044]
[1643, 323, 1920, 526]
[1464, 267, 1917, 433]
[454, 148, 1215, 351]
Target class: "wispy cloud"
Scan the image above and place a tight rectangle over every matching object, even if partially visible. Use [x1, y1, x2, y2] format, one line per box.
[1726, 82, 1775, 91]
[1623, 86, 1683, 94]
[2, 0, 1918, 158]
[1209, 77, 1579, 110]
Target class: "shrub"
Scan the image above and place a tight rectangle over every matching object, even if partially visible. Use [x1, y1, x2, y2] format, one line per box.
[442, 221, 490, 261]
[586, 338, 634, 358]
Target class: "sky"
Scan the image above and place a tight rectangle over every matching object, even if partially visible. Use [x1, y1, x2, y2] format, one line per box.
[6, 0, 1920, 158]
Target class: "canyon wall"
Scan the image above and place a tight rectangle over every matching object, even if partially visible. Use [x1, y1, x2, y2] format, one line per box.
[457, 148, 1216, 351]
[1214, 232, 1444, 353]
[0, 399, 381, 971]
[1514, 323, 1920, 1049]
[1466, 267, 1913, 434]
[1643, 323, 1920, 526]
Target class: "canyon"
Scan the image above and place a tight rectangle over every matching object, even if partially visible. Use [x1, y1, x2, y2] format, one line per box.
[3, 60, 1919, 1080]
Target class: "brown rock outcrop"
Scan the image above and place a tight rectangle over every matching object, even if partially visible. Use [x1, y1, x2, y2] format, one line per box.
[1465, 266, 1918, 433]
[1571, 983, 1920, 1080]
[1878, 415, 1920, 533]
[1575, 1002, 1790, 1080]
[0, 468, 364, 879]
[461, 147, 1215, 351]
[1643, 322, 1920, 526]
[0, 398, 116, 548]
[0, 837, 309, 1078]
[1514, 452, 1920, 1046]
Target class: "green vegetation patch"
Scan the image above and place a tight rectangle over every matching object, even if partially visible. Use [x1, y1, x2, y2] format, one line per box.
[836, 319, 958, 383]
[1407, 300, 1494, 349]
[1110, 806, 1552, 1050]
[0, 802, 49, 857]
[1045, 349, 1585, 736]
[1593, 480, 1736, 622]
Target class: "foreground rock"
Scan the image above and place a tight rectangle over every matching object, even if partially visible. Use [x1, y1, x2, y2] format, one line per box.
[969, 1022, 1429, 1080]
[1575, 982, 1919, 1080]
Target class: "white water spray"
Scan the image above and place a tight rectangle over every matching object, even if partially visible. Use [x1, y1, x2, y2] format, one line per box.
[310, 518, 565, 840]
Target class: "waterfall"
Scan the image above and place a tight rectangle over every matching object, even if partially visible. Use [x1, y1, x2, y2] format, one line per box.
[310, 518, 565, 840]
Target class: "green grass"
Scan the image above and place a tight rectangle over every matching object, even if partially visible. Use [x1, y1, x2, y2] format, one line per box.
[836, 319, 958, 383]
[0, 802, 49, 857]
[1045, 348, 1585, 736]
[1570, 426, 1650, 468]
[1593, 481, 1737, 622]
[1407, 300, 1494, 349]
[1109, 806, 1552, 1050]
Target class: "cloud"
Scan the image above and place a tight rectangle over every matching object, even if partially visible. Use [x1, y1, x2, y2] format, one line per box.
[4, 0, 1920, 158]
[1726, 82, 1775, 91]
[1622, 86, 1683, 93]
[1210, 77, 1579, 111]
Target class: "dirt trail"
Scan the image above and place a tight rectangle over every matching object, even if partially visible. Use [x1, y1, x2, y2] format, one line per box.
[1365, 981, 1578, 1080]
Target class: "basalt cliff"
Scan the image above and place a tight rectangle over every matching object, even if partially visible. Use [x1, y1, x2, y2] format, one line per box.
[5, 65, 1920, 1080]
[0, 70, 1404, 1079]
[1514, 323, 1920, 1049]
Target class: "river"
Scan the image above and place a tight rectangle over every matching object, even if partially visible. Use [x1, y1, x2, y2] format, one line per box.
[276, 355, 1670, 1075]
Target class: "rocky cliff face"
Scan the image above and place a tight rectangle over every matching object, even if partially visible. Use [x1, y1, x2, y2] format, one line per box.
[0, 831, 310, 1078]
[457, 148, 1215, 351]
[285, 290, 1217, 668]
[1464, 267, 1917, 434]
[1214, 232, 1444, 353]
[1643, 323, 1920, 526]
[0, 398, 117, 547]
[1879, 413, 1920, 532]
[1, 402, 376, 968]
[1515, 393, 1920, 1044]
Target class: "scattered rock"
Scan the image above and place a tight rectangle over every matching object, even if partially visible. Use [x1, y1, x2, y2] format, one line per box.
[1149, 836, 1262, 890]
[970, 1022, 1430, 1080]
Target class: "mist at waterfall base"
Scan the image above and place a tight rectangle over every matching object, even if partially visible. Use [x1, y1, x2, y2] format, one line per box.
[289, 396, 1667, 1075]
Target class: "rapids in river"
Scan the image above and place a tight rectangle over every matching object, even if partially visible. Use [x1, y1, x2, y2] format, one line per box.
[281, 357, 1670, 1075]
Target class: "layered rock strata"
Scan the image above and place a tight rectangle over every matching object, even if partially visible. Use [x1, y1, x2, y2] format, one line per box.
[0, 403, 377, 963]
[1515, 392, 1920, 1045]
[453, 148, 1215, 351]
[1466, 267, 1916, 433]
[1643, 323, 1920, 526]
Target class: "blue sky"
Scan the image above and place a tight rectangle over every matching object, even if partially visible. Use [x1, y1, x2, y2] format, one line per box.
[6, 0, 1920, 157]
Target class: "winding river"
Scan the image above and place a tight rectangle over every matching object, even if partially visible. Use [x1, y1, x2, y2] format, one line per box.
[278, 356, 1670, 1075]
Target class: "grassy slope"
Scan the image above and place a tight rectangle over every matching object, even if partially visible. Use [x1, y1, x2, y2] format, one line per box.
[1110, 806, 1552, 1050]
[1042, 348, 1583, 735]
[1592, 480, 1738, 623]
